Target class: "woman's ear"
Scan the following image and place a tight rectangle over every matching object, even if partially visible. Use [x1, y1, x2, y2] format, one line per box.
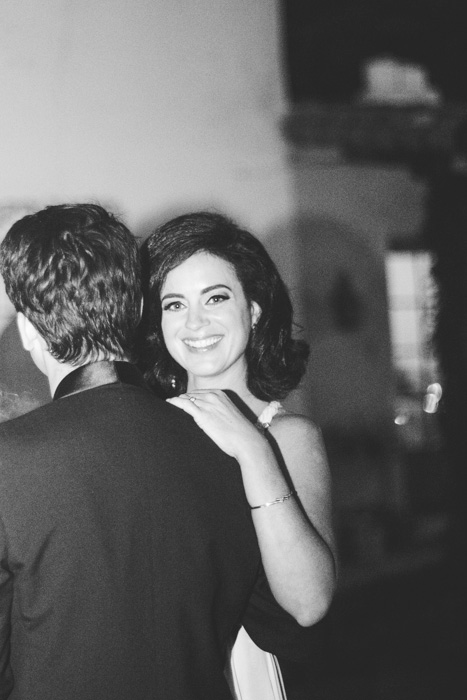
[250, 301, 261, 328]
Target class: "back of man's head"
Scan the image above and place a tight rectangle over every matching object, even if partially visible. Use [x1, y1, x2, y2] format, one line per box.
[0, 203, 142, 365]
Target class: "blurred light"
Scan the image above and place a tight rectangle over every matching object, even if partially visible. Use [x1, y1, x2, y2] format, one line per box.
[395, 413, 409, 425]
[423, 382, 442, 413]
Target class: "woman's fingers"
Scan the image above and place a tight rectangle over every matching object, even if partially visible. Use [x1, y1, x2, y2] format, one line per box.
[166, 392, 262, 459]
[166, 394, 199, 415]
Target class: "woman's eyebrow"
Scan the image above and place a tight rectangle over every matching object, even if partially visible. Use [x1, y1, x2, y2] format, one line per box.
[201, 284, 232, 294]
[161, 292, 185, 302]
[161, 284, 233, 303]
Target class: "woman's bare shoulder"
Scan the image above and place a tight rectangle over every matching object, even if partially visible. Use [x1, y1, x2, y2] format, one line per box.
[270, 408, 323, 442]
[270, 409, 329, 472]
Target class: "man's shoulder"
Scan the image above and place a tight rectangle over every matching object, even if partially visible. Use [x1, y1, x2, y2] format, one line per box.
[0, 399, 51, 433]
[0, 400, 58, 462]
[0, 383, 238, 474]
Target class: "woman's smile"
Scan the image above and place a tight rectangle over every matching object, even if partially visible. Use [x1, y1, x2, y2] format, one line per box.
[183, 335, 223, 351]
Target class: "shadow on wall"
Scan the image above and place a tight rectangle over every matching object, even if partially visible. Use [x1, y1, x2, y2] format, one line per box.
[263, 213, 396, 456]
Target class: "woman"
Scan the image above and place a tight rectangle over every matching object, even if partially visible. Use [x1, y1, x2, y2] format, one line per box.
[139, 212, 337, 699]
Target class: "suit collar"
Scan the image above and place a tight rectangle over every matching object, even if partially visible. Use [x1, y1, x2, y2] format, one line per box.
[53, 360, 147, 400]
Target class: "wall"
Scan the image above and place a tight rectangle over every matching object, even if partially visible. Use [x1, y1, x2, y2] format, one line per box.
[1, 0, 292, 234]
[0, 0, 292, 404]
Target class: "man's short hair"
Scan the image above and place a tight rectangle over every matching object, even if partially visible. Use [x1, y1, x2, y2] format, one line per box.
[0, 203, 142, 365]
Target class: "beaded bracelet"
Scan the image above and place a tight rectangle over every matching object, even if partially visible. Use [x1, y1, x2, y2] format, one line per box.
[250, 490, 296, 510]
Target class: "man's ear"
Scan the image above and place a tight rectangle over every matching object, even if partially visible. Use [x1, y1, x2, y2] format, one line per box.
[251, 301, 262, 328]
[16, 312, 41, 352]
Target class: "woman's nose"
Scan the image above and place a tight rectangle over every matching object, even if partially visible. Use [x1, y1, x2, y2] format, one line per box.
[185, 306, 208, 330]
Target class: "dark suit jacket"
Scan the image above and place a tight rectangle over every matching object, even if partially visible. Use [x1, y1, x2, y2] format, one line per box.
[0, 362, 302, 700]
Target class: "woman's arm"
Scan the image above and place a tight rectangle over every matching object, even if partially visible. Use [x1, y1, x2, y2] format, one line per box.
[167, 389, 337, 626]
[250, 413, 337, 626]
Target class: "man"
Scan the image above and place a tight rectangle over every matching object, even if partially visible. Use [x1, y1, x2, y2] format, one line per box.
[0, 204, 302, 700]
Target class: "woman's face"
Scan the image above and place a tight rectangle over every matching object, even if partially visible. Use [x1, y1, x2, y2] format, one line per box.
[160, 252, 261, 389]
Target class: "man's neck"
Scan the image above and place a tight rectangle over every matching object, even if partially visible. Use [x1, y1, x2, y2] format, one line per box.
[48, 361, 77, 398]
[47, 353, 125, 398]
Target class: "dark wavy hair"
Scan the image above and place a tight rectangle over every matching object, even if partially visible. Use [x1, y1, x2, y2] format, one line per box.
[0, 203, 142, 365]
[139, 211, 309, 400]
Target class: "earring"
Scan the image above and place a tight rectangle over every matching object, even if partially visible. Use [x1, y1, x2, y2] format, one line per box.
[170, 376, 176, 389]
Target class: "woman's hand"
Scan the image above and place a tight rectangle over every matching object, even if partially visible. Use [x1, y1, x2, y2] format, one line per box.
[166, 390, 266, 460]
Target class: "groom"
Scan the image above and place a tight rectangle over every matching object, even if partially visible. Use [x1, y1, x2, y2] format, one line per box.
[0, 204, 302, 700]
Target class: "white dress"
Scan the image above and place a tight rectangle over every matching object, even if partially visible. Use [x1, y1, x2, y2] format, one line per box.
[227, 401, 287, 700]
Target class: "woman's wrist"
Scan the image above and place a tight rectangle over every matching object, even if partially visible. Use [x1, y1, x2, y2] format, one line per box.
[236, 444, 291, 508]
[234, 433, 274, 469]
[250, 489, 296, 510]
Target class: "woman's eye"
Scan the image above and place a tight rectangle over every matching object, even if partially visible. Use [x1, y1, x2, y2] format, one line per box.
[162, 300, 184, 312]
[207, 294, 229, 305]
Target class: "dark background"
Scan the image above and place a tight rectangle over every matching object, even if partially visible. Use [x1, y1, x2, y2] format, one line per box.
[280, 3, 466, 698]
[283, 0, 467, 102]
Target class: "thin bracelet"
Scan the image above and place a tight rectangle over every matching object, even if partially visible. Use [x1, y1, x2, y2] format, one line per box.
[250, 490, 296, 510]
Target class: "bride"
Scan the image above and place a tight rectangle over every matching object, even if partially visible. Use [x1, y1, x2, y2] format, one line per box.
[139, 211, 337, 699]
